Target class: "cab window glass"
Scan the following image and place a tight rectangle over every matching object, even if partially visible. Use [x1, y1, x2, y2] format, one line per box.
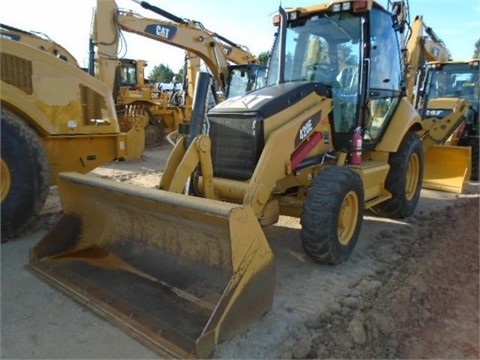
[369, 9, 402, 91]
[366, 8, 403, 141]
[120, 65, 137, 86]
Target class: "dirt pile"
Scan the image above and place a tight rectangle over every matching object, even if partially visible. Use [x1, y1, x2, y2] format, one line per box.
[284, 197, 479, 359]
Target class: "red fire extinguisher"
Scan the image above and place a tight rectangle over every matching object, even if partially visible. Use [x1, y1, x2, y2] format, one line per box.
[351, 126, 362, 165]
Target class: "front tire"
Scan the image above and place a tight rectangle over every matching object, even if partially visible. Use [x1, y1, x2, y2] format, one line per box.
[144, 110, 166, 148]
[301, 166, 364, 265]
[458, 136, 479, 181]
[1, 108, 51, 239]
[372, 132, 423, 218]
[469, 137, 479, 181]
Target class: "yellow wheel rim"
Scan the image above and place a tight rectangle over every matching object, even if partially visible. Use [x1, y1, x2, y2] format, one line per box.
[1, 158, 11, 202]
[405, 152, 420, 200]
[337, 190, 359, 245]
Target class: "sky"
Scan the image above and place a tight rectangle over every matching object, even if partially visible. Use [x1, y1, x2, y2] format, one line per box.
[1, 0, 479, 77]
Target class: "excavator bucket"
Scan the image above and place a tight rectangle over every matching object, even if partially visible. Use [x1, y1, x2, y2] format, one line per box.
[423, 144, 472, 193]
[28, 172, 275, 359]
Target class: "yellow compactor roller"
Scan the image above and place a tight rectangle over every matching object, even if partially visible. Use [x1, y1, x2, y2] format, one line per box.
[0, 33, 146, 239]
[29, 0, 471, 358]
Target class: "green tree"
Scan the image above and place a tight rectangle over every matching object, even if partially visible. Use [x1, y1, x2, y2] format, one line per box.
[258, 51, 270, 65]
[474, 38, 480, 58]
[337, 43, 357, 66]
[148, 64, 175, 83]
[172, 68, 184, 84]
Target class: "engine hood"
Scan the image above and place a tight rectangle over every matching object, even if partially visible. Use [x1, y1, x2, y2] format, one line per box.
[209, 81, 331, 119]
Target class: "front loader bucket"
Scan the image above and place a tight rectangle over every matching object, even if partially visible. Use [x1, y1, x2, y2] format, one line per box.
[28, 172, 275, 358]
[423, 145, 472, 193]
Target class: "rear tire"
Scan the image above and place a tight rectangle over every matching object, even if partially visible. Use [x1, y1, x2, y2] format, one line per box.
[301, 166, 364, 265]
[1, 108, 50, 239]
[470, 137, 479, 181]
[144, 111, 166, 148]
[459, 136, 479, 181]
[372, 132, 423, 218]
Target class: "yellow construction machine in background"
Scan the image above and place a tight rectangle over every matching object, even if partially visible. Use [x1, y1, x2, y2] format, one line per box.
[0, 23, 79, 65]
[90, 0, 267, 146]
[0, 35, 147, 239]
[398, 10, 472, 191]
[29, 0, 472, 358]
[416, 59, 479, 181]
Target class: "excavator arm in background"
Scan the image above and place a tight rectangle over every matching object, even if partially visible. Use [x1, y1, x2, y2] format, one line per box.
[91, 0, 231, 95]
[89, 0, 266, 146]
[133, 0, 260, 65]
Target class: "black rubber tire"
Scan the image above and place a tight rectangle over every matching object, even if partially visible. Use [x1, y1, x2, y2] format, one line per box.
[371, 132, 424, 219]
[470, 137, 479, 181]
[301, 166, 364, 265]
[144, 111, 166, 148]
[1, 107, 51, 239]
[458, 136, 479, 181]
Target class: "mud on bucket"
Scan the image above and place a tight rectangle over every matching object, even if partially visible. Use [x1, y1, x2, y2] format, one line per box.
[29, 171, 276, 358]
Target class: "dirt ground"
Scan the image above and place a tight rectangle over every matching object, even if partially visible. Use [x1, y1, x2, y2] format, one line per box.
[1, 145, 479, 359]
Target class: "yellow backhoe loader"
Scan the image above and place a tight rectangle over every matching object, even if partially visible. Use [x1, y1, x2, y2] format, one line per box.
[395, 9, 471, 192]
[29, 0, 471, 358]
[416, 59, 479, 181]
[0, 35, 147, 239]
[90, 0, 267, 146]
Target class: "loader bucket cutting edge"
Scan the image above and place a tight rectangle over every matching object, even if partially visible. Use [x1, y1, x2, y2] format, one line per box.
[423, 145, 472, 194]
[28, 172, 276, 359]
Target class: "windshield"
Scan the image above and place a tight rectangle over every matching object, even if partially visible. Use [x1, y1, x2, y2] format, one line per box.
[265, 8, 403, 142]
[266, 12, 361, 88]
[119, 64, 137, 87]
[427, 64, 480, 107]
[228, 65, 268, 98]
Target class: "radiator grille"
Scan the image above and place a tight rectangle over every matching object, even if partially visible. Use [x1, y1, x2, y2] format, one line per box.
[1, 53, 33, 95]
[80, 84, 107, 125]
[208, 113, 263, 181]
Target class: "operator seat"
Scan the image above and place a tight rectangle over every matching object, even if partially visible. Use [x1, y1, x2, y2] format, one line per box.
[335, 66, 359, 95]
[332, 66, 359, 132]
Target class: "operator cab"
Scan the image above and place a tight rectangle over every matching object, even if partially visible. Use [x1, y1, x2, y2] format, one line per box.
[419, 60, 479, 123]
[118, 61, 138, 87]
[266, 1, 404, 150]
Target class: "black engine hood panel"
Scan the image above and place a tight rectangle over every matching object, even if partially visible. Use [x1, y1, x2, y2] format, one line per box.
[209, 82, 331, 119]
